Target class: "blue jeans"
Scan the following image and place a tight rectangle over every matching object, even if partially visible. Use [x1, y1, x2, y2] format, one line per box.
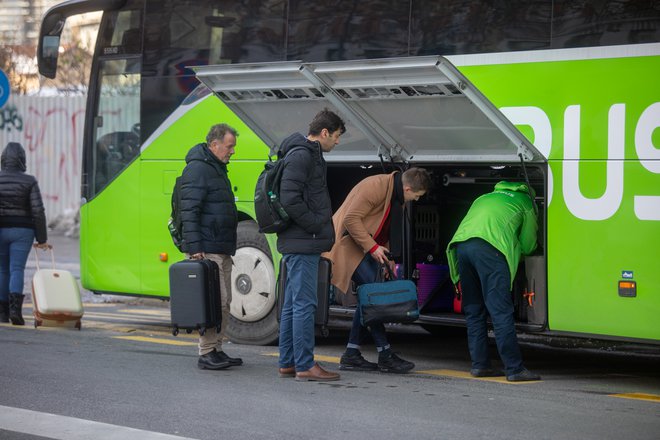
[0, 227, 35, 301]
[456, 238, 524, 376]
[347, 255, 389, 350]
[279, 253, 320, 371]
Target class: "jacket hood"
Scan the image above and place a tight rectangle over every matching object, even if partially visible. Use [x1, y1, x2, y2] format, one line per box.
[185, 142, 226, 168]
[278, 133, 317, 157]
[494, 180, 535, 199]
[1, 142, 27, 172]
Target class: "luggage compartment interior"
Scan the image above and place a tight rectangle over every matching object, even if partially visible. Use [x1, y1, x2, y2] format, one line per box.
[327, 162, 547, 330]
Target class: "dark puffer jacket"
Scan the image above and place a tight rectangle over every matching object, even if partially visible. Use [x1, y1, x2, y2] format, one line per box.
[179, 143, 237, 255]
[0, 142, 47, 243]
[276, 133, 334, 254]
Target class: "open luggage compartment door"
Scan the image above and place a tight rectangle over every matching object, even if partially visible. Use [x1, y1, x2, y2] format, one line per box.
[192, 56, 546, 164]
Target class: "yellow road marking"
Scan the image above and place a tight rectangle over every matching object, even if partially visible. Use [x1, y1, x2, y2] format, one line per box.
[314, 354, 341, 363]
[609, 393, 660, 403]
[417, 369, 542, 384]
[263, 352, 340, 364]
[113, 335, 197, 346]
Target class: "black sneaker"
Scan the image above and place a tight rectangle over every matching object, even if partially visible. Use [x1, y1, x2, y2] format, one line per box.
[198, 350, 232, 370]
[506, 368, 541, 382]
[216, 350, 243, 366]
[340, 352, 378, 371]
[378, 352, 414, 374]
[470, 368, 504, 377]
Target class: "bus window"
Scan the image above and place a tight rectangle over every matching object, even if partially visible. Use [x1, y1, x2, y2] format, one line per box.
[98, 7, 143, 55]
[287, 1, 410, 61]
[552, 0, 660, 48]
[91, 58, 141, 196]
[140, 0, 287, 139]
[410, 0, 552, 55]
[143, 0, 287, 76]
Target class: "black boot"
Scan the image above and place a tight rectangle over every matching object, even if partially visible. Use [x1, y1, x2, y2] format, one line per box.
[9, 293, 25, 326]
[378, 350, 415, 374]
[0, 301, 8, 323]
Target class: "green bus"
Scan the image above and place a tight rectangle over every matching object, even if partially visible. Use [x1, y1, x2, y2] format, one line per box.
[38, 0, 659, 345]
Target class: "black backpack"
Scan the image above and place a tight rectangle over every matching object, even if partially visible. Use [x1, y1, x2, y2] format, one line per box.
[167, 176, 185, 251]
[254, 147, 306, 234]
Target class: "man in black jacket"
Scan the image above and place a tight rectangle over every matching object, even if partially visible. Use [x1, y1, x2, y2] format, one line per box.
[277, 109, 345, 382]
[179, 124, 241, 370]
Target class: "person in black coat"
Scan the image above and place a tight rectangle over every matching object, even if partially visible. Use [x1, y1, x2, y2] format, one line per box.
[277, 109, 345, 382]
[0, 142, 50, 324]
[179, 124, 240, 370]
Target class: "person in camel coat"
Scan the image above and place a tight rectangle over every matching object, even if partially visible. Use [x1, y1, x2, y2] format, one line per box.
[324, 167, 431, 373]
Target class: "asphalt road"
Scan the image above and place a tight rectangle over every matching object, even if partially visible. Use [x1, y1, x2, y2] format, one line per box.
[0, 232, 658, 439]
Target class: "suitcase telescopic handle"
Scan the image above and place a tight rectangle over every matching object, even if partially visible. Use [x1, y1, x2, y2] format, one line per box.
[33, 246, 56, 270]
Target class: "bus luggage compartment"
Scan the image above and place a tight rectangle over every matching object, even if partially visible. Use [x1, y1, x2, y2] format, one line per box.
[326, 162, 548, 332]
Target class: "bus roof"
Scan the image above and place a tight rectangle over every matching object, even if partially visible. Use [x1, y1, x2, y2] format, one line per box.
[192, 56, 545, 164]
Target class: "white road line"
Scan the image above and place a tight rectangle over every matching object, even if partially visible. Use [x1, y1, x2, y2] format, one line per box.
[0, 405, 198, 440]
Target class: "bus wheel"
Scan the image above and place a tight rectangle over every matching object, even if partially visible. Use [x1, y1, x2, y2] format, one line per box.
[227, 220, 279, 345]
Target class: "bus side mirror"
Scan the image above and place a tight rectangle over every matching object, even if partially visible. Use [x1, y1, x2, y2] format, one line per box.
[38, 14, 65, 79]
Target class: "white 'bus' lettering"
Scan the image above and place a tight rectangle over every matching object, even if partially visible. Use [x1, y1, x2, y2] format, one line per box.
[634, 102, 660, 220]
[562, 104, 625, 220]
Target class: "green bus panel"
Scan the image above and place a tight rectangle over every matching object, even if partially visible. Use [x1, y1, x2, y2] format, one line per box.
[547, 159, 659, 340]
[139, 95, 273, 161]
[460, 55, 660, 341]
[80, 162, 142, 295]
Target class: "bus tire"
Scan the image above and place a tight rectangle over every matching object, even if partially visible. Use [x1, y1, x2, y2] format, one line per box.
[226, 220, 279, 346]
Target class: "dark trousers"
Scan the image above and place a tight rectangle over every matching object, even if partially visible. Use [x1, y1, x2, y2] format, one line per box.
[456, 238, 524, 375]
[347, 255, 389, 350]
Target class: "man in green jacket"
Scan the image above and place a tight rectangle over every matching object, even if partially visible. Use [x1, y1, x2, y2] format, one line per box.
[446, 181, 540, 382]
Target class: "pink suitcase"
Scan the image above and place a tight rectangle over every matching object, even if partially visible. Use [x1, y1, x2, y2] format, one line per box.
[31, 247, 83, 329]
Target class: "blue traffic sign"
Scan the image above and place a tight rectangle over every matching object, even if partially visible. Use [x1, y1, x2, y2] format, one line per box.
[0, 69, 10, 108]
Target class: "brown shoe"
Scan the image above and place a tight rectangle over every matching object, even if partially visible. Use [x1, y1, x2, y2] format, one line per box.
[295, 363, 340, 382]
[279, 366, 295, 378]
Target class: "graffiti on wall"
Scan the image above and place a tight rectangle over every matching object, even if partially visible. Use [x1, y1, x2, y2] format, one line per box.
[1, 96, 138, 220]
[0, 96, 86, 219]
[0, 105, 24, 133]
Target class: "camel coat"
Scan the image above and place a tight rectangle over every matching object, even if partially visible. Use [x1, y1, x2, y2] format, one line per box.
[323, 172, 398, 294]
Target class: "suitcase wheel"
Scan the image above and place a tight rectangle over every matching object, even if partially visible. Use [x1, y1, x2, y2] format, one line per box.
[34, 320, 38, 329]
[185, 329, 193, 334]
[172, 327, 179, 337]
[199, 328, 206, 336]
[75, 320, 81, 330]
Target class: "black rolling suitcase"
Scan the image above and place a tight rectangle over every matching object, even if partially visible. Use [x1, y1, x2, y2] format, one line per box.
[169, 259, 221, 336]
[277, 257, 331, 331]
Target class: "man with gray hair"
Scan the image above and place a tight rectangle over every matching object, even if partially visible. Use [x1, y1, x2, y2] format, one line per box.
[179, 123, 241, 370]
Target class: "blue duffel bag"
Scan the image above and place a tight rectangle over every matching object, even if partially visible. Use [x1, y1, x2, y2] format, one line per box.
[357, 276, 419, 327]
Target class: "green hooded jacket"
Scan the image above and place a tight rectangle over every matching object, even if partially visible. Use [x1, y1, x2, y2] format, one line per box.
[446, 181, 538, 288]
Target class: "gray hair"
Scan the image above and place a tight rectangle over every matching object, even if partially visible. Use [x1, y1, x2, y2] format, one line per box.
[206, 123, 238, 144]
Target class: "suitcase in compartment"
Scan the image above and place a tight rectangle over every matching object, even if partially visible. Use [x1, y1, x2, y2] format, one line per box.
[277, 256, 331, 330]
[169, 259, 221, 336]
[32, 249, 84, 330]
